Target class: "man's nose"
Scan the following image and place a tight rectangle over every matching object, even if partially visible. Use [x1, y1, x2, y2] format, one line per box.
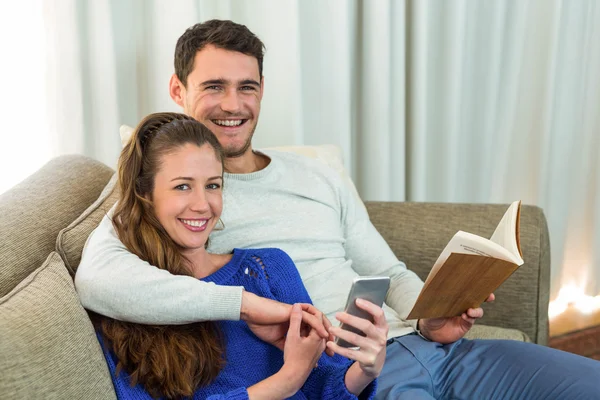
[220, 89, 241, 113]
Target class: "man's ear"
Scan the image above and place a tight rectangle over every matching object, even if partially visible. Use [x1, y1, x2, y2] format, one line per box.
[169, 74, 185, 108]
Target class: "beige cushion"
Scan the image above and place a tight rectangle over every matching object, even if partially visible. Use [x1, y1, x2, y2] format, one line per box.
[0, 252, 116, 399]
[0, 155, 114, 297]
[465, 324, 530, 342]
[56, 174, 119, 274]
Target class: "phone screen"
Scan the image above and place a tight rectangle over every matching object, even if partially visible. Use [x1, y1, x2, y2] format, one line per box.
[335, 276, 390, 348]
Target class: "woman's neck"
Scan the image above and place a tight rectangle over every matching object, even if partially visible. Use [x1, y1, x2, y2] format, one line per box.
[183, 247, 233, 279]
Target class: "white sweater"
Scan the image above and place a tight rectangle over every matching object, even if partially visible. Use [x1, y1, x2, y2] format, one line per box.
[75, 150, 424, 339]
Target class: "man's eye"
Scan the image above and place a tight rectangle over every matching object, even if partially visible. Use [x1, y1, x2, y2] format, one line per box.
[240, 86, 256, 91]
[206, 85, 222, 91]
[207, 183, 221, 190]
[175, 184, 190, 190]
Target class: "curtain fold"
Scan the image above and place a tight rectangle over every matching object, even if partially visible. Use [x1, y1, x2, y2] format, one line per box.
[41, 0, 600, 301]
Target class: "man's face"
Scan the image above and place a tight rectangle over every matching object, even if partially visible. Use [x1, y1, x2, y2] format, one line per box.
[170, 45, 263, 158]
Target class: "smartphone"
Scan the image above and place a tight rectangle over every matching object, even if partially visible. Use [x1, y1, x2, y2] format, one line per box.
[334, 276, 391, 348]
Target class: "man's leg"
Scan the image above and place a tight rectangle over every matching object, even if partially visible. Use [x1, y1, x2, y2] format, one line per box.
[376, 333, 600, 400]
[375, 337, 436, 399]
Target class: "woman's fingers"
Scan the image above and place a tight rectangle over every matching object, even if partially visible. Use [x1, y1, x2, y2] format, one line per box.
[326, 340, 377, 366]
[298, 304, 328, 338]
[355, 298, 388, 331]
[287, 304, 303, 337]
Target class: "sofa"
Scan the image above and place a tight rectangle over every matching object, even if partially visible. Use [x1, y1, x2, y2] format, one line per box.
[0, 153, 550, 398]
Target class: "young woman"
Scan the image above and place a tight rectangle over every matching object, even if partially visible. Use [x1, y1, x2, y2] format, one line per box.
[95, 112, 388, 399]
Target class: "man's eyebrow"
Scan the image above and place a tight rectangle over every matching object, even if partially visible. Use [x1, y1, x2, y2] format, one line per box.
[199, 79, 228, 86]
[239, 79, 260, 87]
[198, 79, 260, 87]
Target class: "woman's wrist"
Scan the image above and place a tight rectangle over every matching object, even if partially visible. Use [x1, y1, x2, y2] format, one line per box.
[247, 367, 302, 399]
[344, 362, 375, 396]
[275, 365, 306, 397]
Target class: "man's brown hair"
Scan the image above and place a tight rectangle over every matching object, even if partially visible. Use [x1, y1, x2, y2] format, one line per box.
[97, 112, 226, 398]
[174, 19, 266, 87]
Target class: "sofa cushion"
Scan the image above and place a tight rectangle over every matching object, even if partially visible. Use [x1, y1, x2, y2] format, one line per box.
[56, 173, 119, 274]
[0, 252, 116, 399]
[0, 155, 114, 298]
[465, 324, 530, 342]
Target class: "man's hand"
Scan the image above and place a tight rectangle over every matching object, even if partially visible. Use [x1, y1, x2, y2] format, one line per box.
[240, 291, 334, 354]
[418, 293, 495, 344]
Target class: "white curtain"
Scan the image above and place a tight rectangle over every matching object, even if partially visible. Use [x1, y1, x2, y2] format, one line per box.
[40, 0, 600, 301]
[406, 0, 600, 300]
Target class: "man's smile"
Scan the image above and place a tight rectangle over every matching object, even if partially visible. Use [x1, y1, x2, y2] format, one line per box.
[213, 119, 245, 127]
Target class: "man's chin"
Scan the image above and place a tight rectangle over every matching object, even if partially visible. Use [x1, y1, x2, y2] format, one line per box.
[223, 145, 252, 158]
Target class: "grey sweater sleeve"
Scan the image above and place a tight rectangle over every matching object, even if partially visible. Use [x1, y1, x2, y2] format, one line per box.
[339, 179, 423, 328]
[74, 212, 243, 324]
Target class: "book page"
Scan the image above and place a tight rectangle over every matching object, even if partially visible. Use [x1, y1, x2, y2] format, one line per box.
[489, 200, 523, 264]
[423, 230, 524, 287]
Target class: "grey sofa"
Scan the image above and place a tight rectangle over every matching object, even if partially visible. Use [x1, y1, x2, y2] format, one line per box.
[0, 155, 550, 398]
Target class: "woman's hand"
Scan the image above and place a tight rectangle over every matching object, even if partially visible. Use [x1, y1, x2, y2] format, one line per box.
[326, 299, 388, 395]
[281, 304, 327, 390]
[242, 291, 333, 354]
[247, 303, 328, 399]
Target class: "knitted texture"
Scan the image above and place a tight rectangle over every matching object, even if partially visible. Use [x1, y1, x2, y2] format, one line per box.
[98, 248, 376, 399]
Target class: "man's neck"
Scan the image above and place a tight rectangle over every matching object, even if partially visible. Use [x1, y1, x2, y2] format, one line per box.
[224, 149, 270, 174]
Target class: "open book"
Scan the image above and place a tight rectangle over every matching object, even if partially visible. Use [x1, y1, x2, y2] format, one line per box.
[407, 200, 524, 320]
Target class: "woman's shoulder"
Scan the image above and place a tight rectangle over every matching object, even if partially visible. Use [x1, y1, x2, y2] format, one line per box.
[235, 247, 294, 264]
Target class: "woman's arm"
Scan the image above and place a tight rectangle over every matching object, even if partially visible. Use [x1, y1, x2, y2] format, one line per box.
[245, 303, 326, 399]
[326, 299, 388, 396]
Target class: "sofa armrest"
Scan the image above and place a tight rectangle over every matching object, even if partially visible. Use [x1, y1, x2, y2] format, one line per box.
[364, 201, 550, 345]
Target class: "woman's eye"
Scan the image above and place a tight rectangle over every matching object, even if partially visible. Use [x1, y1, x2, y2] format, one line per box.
[206, 183, 221, 190]
[175, 184, 190, 190]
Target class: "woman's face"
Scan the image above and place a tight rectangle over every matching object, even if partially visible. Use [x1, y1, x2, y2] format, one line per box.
[152, 143, 223, 252]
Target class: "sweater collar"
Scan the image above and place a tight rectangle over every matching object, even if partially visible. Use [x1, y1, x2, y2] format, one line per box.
[224, 150, 277, 182]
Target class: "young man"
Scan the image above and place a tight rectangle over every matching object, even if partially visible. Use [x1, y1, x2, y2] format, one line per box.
[76, 20, 600, 398]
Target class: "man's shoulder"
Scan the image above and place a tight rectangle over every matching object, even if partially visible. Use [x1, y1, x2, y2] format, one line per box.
[262, 149, 343, 182]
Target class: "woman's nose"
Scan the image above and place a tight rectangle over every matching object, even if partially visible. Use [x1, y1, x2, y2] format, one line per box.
[190, 190, 209, 212]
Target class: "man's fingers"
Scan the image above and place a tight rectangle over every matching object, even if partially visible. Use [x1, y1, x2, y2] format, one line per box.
[486, 293, 496, 303]
[466, 307, 484, 319]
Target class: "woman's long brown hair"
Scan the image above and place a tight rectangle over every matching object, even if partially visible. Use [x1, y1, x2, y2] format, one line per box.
[98, 112, 226, 399]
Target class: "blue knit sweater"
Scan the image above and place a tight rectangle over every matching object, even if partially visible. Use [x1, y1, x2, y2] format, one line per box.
[97, 248, 377, 399]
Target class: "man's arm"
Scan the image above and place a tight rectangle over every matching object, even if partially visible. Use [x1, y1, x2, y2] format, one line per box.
[75, 212, 243, 324]
[76, 210, 332, 346]
[338, 180, 423, 327]
[337, 178, 489, 341]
